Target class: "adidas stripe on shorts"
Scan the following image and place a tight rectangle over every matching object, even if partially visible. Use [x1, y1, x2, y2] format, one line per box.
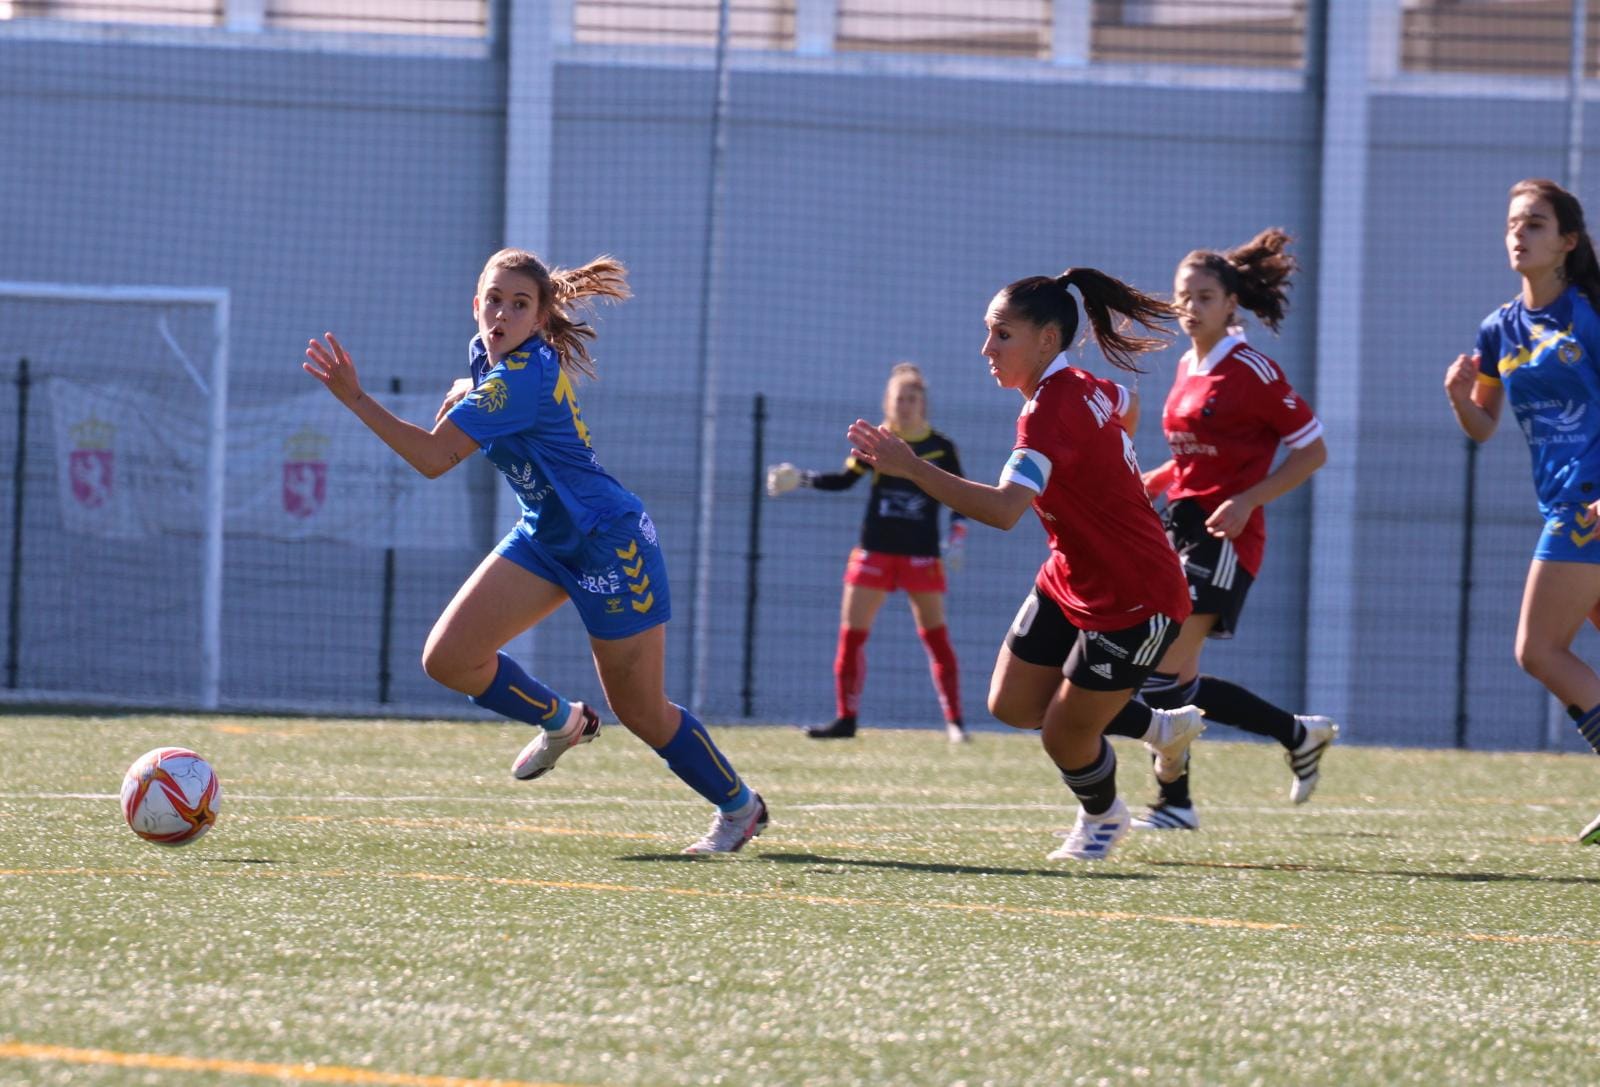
[1005, 585, 1183, 692]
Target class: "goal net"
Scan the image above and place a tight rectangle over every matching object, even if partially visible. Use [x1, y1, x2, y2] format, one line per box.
[0, 283, 480, 715]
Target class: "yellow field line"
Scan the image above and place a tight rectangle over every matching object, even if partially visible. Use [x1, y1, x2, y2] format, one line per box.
[4, 864, 1596, 946]
[0, 1041, 577, 1087]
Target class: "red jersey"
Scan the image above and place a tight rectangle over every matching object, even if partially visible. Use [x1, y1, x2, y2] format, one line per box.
[1000, 358, 1191, 631]
[1158, 334, 1322, 576]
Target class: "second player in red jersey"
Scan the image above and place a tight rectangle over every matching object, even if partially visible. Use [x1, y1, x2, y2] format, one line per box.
[848, 266, 1203, 863]
[1133, 228, 1337, 832]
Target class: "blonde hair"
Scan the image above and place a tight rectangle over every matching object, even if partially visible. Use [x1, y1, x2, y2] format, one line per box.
[478, 248, 630, 379]
[881, 362, 928, 428]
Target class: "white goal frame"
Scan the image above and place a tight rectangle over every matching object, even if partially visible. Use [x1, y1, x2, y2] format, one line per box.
[0, 281, 231, 709]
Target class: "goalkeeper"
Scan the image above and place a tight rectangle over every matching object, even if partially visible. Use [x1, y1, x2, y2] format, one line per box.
[767, 363, 970, 742]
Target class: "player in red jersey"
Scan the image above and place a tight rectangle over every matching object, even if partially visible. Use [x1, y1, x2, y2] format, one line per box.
[848, 269, 1204, 862]
[767, 364, 970, 742]
[1132, 229, 1335, 831]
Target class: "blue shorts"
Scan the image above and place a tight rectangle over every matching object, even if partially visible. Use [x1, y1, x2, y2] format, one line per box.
[1534, 504, 1600, 564]
[494, 511, 672, 639]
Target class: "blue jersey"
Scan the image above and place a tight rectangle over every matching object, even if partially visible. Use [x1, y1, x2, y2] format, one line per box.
[447, 335, 643, 556]
[1476, 285, 1600, 516]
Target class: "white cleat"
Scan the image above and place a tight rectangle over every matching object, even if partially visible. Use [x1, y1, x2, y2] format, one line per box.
[1145, 705, 1206, 784]
[946, 721, 970, 744]
[1047, 798, 1131, 861]
[1579, 810, 1600, 846]
[511, 701, 600, 780]
[1287, 715, 1340, 804]
[1130, 802, 1200, 831]
[683, 794, 770, 854]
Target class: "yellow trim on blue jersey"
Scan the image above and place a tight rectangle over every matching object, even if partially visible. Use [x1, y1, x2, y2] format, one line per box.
[1498, 322, 1577, 378]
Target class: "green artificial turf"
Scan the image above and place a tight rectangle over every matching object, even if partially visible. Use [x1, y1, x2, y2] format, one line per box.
[2, 713, 1597, 1086]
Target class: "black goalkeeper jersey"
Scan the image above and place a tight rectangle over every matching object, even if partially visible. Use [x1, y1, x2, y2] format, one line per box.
[812, 427, 964, 557]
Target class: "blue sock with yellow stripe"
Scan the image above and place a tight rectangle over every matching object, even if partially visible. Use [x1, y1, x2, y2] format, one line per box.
[471, 652, 572, 731]
[655, 706, 752, 813]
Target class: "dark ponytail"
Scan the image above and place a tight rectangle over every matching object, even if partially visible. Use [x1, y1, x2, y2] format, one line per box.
[1000, 268, 1174, 373]
[1512, 178, 1600, 311]
[1178, 227, 1296, 333]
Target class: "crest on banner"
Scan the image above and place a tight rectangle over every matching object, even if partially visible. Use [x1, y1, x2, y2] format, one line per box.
[283, 427, 329, 519]
[68, 415, 115, 509]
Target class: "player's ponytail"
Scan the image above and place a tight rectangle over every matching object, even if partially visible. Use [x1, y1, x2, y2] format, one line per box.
[478, 249, 631, 379]
[1178, 228, 1296, 334]
[1056, 267, 1176, 372]
[1510, 179, 1600, 312]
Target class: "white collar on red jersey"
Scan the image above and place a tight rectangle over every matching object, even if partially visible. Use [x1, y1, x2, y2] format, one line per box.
[1036, 352, 1074, 388]
[1184, 330, 1247, 375]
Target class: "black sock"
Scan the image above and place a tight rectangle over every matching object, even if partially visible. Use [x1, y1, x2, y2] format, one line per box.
[1058, 738, 1119, 816]
[1195, 675, 1301, 748]
[1156, 756, 1193, 808]
[1102, 700, 1151, 739]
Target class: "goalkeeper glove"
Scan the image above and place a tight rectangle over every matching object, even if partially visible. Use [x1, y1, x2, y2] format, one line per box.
[766, 462, 812, 496]
[942, 522, 967, 573]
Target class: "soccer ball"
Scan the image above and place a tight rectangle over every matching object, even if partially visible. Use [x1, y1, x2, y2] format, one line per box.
[120, 747, 221, 846]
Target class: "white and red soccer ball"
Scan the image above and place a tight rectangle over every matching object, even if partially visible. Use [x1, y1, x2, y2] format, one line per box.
[120, 747, 221, 846]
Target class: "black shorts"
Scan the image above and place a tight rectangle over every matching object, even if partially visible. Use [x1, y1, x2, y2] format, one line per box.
[1004, 586, 1183, 692]
[1165, 499, 1256, 639]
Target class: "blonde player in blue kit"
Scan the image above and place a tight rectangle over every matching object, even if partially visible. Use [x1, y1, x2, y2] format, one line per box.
[1446, 178, 1600, 845]
[303, 248, 768, 854]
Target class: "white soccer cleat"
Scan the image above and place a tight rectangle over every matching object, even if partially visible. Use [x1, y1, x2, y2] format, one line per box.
[1130, 802, 1200, 831]
[946, 721, 970, 744]
[1144, 705, 1206, 784]
[1579, 810, 1600, 846]
[1047, 798, 1131, 861]
[511, 701, 600, 780]
[1287, 715, 1339, 804]
[682, 794, 770, 854]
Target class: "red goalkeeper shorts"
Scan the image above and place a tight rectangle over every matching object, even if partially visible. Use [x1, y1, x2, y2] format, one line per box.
[843, 548, 946, 593]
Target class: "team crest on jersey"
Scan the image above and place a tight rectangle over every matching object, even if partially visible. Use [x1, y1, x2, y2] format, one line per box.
[283, 427, 329, 519]
[67, 415, 115, 509]
[639, 512, 658, 547]
[471, 377, 509, 413]
[503, 351, 530, 371]
[1559, 338, 1583, 365]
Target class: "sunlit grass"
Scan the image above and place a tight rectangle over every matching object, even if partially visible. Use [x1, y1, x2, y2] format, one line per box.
[2, 713, 1598, 1086]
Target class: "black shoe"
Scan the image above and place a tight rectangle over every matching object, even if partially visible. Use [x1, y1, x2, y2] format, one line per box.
[805, 716, 857, 739]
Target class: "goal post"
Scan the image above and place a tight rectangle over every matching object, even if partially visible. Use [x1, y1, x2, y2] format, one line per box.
[0, 282, 230, 709]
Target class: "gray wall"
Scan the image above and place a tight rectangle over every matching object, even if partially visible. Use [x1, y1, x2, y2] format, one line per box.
[0, 27, 1588, 750]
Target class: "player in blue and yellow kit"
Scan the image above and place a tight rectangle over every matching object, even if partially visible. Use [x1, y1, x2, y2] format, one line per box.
[304, 248, 768, 854]
[1446, 178, 1600, 846]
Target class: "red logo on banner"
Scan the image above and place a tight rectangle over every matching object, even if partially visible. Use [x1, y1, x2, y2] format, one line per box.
[68, 417, 115, 508]
[283, 428, 330, 519]
[69, 448, 114, 508]
[283, 461, 326, 518]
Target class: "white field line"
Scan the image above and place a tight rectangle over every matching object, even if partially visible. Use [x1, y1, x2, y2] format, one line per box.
[0, 792, 1580, 817]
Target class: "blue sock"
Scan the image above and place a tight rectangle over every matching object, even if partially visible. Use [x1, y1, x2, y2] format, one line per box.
[470, 652, 571, 730]
[1569, 704, 1600, 755]
[655, 706, 752, 812]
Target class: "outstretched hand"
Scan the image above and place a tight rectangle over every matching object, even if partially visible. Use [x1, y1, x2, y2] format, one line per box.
[303, 333, 365, 408]
[845, 420, 918, 479]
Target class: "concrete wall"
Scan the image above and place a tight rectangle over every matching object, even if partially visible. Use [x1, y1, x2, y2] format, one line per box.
[0, 22, 1590, 750]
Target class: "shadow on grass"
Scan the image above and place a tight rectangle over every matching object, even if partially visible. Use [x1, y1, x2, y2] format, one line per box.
[203, 858, 276, 865]
[751, 851, 1155, 880]
[1144, 859, 1600, 885]
[618, 852, 1150, 879]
